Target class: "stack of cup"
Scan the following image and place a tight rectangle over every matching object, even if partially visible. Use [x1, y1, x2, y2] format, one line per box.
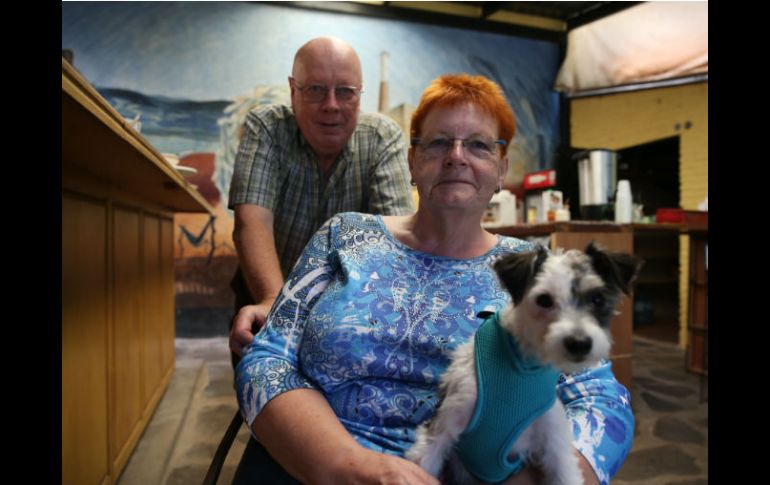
[614, 180, 633, 224]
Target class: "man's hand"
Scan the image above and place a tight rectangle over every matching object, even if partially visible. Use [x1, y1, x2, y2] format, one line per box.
[229, 303, 272, 357]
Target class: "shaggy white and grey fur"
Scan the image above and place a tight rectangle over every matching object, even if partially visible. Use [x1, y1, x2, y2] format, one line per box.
[407, 242, 642, 485]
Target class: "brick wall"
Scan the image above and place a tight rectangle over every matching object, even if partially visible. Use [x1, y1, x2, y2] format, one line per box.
[570, 82, 708, 347]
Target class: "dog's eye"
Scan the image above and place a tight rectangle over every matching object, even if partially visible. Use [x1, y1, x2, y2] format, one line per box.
[591, 293, 605, 307]
[535, 294, 554, 308]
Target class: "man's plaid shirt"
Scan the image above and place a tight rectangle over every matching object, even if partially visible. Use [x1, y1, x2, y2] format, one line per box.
[228, 104, 415, 278]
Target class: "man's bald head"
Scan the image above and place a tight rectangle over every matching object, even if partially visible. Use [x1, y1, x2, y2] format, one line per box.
[291, 37, 362, 86]
[288, 37, 363, 168]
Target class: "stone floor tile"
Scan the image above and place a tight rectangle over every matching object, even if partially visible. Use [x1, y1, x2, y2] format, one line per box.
[165, 464, 209, 485]
[664, 480, 708, 485]
[615, 445, 700, 479]
[640, 391, 685, 412]
[653, 417, 706, 445]
[637, 381, 696, 398]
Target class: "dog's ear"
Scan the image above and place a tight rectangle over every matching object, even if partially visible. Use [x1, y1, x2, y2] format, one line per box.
[494, 245, 548, 305]
[585, 241, 644, 295]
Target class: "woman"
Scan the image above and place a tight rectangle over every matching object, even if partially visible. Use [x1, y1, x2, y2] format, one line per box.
[234, 74, 633, 485]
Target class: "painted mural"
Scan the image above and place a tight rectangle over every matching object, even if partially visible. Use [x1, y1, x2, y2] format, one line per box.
[62, 2, 562, 336]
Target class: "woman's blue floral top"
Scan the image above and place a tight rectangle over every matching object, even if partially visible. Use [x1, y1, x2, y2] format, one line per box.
[236, 212, 634, 484]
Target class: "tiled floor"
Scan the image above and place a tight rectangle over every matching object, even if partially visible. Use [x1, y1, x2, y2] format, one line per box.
[116, 336, 707, 485]
[116, 338, 249, 485]
[613, 337, 708, 485]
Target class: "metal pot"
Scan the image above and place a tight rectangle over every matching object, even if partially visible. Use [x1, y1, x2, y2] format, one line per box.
[573, 149, 617, 220]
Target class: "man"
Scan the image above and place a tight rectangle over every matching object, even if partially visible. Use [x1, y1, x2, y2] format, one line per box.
[227, 36, 415, 363]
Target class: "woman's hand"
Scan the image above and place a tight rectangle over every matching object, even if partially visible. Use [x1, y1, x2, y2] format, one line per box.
[329, 447, 440, 485]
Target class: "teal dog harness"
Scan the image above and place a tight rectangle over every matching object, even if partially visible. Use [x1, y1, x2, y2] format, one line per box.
[453, 312, 560, 483]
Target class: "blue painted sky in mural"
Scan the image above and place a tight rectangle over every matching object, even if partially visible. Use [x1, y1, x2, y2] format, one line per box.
[62, 1, 561, 171]
[99, 87, 229, 155]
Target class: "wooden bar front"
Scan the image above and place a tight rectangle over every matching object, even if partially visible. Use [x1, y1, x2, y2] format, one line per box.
[62, 59, 213, 485]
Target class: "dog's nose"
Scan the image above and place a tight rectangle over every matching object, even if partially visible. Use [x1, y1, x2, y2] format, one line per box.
[564, 336, 592, 357]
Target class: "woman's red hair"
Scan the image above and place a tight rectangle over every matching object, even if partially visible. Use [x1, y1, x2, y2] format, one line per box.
[410, 73, 516, 152]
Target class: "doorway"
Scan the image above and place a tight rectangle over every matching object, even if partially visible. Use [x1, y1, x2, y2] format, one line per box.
[618, 136, 681, 343]
[617, 136, 680, 217]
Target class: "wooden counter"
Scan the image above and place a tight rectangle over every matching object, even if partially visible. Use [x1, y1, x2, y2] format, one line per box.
[491, 220, 708, 238]
[488, 220, 708, 391]
[62, 59, 213, 485]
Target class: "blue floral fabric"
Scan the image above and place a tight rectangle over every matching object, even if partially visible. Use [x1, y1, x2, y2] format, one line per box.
[236, 212, 633, 484]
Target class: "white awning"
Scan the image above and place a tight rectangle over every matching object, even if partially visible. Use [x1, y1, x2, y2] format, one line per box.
[555, 2, 708, 93]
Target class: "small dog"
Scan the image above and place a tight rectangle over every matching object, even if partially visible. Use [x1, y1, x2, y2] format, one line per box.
[407, 242, 642, 485]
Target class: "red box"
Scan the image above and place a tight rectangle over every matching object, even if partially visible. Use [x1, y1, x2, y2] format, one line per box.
[655, 208, 708, 224]
[523, 169, 556, 190]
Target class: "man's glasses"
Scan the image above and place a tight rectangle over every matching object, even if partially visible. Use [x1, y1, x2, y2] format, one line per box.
[291, 78, 363, 104]
[411, 136, 506, 162]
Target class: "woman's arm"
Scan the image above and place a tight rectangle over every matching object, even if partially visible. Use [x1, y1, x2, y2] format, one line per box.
[235, 216, 337, 427]
[558, 361, 635, 485]
[253, 389, 438, 485]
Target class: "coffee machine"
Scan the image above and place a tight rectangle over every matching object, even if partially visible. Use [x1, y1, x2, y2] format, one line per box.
[572, 149, 617, 221]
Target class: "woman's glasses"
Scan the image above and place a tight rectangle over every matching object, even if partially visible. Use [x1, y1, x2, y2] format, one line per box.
[291, 78, 363, 104]
[411, 136, 506, 162]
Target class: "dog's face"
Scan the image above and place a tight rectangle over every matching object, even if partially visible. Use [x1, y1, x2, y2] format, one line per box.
[493, 242, 643, 373]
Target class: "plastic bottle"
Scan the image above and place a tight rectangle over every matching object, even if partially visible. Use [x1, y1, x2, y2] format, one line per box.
[555, 205, 571, 222]
[482, 190, 517, 227]
[614, 180, 633, 224]
[495, 190, 517, 226]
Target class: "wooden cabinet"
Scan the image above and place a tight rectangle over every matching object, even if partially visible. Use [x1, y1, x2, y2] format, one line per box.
[62, 196, 110, 485]
[62, 59, 212, 485]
